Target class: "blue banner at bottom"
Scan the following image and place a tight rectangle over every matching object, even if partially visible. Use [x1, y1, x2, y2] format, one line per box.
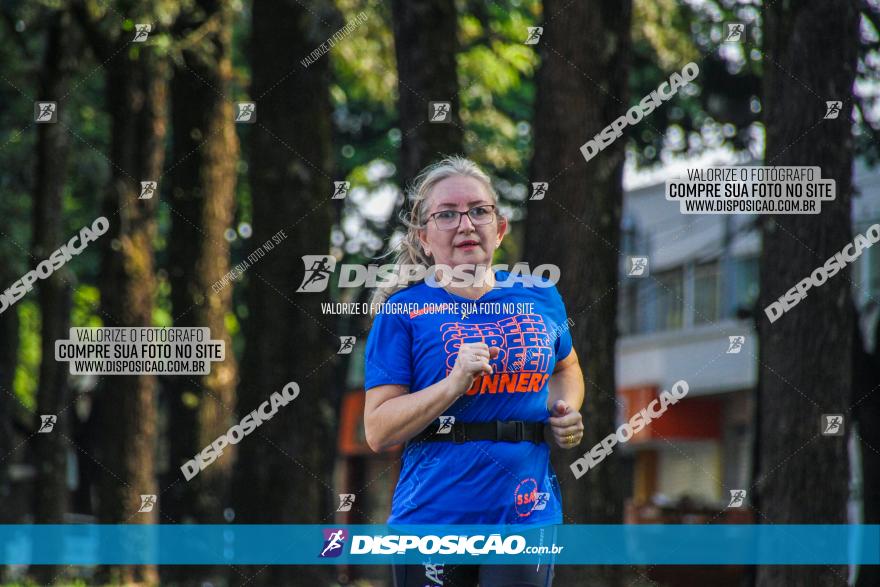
[1, 524, 878, 565]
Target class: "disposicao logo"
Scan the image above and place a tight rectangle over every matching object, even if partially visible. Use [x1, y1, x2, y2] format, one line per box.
[319, 528, 347, 558]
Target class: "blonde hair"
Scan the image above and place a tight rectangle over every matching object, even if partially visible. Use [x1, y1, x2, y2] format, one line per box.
[369, 155, 501, 312]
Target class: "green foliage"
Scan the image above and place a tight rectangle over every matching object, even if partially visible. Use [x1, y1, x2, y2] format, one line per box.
[225, 310, 244, 358]
[71, 284, 102, 329]
[330, 0, 399, 180]
[153, 273, 173, 327]
[333, 0, 397, 111]
[633, 0, 700, 70]
[13, 301, 39, 411]
[627, 0, 762, 166]
[11, 285, 102, 413]
[458, 0, 540, 177]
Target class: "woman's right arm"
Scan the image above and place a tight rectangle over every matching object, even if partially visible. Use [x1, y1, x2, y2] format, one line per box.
[364, 342, 498, 452]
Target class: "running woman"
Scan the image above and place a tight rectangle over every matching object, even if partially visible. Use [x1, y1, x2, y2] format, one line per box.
[364, 156, 585, 587]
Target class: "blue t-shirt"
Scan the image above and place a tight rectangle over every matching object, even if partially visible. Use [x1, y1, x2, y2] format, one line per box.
[364, 270, 573, 525]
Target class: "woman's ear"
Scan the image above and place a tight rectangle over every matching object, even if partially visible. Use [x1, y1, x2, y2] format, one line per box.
[417, 228, 430, 257]
[496, 213, 508, 245]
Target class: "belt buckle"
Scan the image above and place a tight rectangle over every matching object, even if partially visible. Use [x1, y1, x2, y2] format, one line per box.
[453, 425, 466, 444]
[497, 421, 522, 442]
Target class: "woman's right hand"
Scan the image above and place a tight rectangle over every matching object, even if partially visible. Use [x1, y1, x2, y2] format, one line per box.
[449, 342, 500, 396]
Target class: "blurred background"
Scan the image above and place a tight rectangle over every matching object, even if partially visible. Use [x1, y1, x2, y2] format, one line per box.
[1, 0, 879, 585]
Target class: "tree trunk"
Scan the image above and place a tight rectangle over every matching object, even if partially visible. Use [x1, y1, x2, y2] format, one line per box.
[230, 1, 338, 585]
[0, 285, 20, 586]
[756, 1, 859, 586]
[0, 267, 20, 536]
[524, 2, 631, 586]
[30, 11, 74, 585]
[163, 2, 240, 583]
[165, 0, 240, 522]
[390, 0, 463, 189]
[90, 39, 168, 587]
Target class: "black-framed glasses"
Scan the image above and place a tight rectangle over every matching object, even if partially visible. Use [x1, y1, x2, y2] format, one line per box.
[426, 204, 497, 231]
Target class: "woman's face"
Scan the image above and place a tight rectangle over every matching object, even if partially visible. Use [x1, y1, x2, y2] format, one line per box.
[418, 175, 507, 270]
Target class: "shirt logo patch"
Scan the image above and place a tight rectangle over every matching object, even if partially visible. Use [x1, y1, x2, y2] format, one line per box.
[514, 477, 541, 517]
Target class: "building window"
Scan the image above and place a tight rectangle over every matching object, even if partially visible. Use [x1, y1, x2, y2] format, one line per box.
[618, 281, 638, 336]
[867, 246, 880, 298]
[622, 257, 760, 336]
[620, 277, 656, 336]
[653, 268, 684, 331]
[693, 262, 720, 325]
[733, 256, 759, 316]
[656, 442, 722, 504]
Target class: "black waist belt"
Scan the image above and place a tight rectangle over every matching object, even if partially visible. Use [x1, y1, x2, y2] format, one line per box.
[409, 420, 547, 445]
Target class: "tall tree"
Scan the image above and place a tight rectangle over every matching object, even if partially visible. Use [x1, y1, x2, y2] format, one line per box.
[164, 0, 239, 521]
[0, 262, 19, 587]
[30, 9, 74, 584]
[755, 1, 860, 586]
[390, 0, 463, 189]
[162, 1, 240, 584]
[73, 2, 169, 583]
[0, 0, 27, 533]
[231, 0, 338, 585]
[525, 2, 632, 586]
[0, 275, 17, 525]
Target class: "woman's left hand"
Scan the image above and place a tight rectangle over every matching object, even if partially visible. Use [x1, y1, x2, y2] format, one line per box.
[549, 400, 584, 449]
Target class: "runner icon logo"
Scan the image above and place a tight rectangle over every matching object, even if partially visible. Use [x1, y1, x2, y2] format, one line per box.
[319, 528, 347, 558]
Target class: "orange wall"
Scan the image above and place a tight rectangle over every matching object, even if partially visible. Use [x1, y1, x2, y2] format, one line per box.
[620, 385, 722, 441]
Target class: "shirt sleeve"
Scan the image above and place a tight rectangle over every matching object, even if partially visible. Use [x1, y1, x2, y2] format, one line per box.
[364, 307, 413, 390]
[547, 284, 573, 362]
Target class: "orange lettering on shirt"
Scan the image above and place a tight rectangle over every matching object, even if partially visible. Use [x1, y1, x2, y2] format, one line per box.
[465, 376, 482, 396]
[480, 374, 499, 394]
[528, 373, 545, 392]
[464, 373, 550, 396]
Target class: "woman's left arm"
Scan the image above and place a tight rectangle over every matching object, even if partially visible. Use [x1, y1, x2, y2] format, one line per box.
[547, 348, 585, 448]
